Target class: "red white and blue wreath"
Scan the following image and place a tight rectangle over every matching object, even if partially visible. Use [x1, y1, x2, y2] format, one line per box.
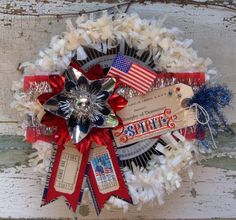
[12, 12, 233, 214]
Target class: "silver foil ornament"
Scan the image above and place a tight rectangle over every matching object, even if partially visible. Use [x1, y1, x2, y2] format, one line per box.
[43, 67, 118, 143]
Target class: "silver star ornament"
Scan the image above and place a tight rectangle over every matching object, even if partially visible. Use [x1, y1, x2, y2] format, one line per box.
[43, 67, 118, 143]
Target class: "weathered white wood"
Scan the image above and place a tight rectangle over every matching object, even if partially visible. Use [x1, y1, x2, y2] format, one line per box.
[0, 164, 236, 219]
[0, 2, 235, 135]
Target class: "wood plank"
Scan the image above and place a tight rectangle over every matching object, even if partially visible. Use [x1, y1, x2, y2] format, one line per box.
[0, 162, 236, 219]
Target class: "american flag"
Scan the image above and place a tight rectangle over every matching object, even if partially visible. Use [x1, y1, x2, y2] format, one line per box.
[107, 54, 156, 94]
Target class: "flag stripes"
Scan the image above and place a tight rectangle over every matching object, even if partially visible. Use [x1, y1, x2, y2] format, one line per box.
[107, 54, 156, 94]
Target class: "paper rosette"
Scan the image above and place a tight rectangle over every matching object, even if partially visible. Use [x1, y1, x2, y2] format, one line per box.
[12, 12, 233, 213]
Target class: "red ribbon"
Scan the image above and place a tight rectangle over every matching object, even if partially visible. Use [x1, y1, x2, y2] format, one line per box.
[36, 62, 131, 212]
[43, 144, 89, 211]
[87, 129, 132, 214]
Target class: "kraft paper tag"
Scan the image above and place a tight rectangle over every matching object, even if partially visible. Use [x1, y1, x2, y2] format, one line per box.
[90, 145, 119, 194]
[113, 83, 196, 147]
[54, 142, 82, 194]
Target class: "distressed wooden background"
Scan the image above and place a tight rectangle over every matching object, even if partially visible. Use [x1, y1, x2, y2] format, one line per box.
[0, 1, 236, 219]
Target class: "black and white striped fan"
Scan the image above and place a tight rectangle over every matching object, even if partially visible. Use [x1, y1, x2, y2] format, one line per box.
[74, 39, 156, 73]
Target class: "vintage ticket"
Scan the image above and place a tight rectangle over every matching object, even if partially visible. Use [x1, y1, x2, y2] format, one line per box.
[54, 142, 82, 194]
[113, 83, 196, 147]
[91, 145, 119, 194]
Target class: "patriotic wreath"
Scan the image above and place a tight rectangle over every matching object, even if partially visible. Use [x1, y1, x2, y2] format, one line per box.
[12, 12, 233, 214]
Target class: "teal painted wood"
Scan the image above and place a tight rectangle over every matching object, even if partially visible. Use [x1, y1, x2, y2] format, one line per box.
[0, 136, 32, 170]
[1, 125, 236, 170]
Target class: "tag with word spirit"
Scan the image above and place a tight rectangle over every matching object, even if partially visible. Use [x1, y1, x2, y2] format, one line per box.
[54, 142, 82, 194]
[113, 83, 196, 147]
[91, 146, 119, 194]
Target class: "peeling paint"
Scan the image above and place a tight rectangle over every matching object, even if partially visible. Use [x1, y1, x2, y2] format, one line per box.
[0, 136, 30, 150]
[0, 136, 32, 170]
[190, 188, 197, 198]
[201, 156, 236, 171]
[229, 190, 236, 199]
[225, 174, 236, 179]
[0, 0, 235, 17]
[0, 148, 33, 170]
[3, 23, 11, 26]
[223, 15, 236, 31]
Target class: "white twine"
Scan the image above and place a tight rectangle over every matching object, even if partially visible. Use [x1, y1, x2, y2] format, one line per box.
[190, 103, 217, 149]
[173, 103, 217, 149]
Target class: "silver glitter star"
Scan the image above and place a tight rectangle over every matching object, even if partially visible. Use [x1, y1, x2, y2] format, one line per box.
[43, 67, 118, 143]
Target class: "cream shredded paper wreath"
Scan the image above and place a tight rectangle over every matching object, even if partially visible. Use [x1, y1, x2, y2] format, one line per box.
[12, 12, 216, 211]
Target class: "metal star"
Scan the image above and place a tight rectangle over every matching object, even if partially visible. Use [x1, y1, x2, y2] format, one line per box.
[43, 67, 118, 143]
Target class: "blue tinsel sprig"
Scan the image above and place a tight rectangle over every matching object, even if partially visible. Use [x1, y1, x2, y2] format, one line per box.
[188, 83, 234, 138]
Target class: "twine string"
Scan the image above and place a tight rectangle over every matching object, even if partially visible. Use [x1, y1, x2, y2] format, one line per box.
[172, 103, 217, 149]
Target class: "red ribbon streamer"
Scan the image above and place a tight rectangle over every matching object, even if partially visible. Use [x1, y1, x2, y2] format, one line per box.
[44, 144, 90, 212]
[36, 63, 131, 212]
[87, 130, 132, 214]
